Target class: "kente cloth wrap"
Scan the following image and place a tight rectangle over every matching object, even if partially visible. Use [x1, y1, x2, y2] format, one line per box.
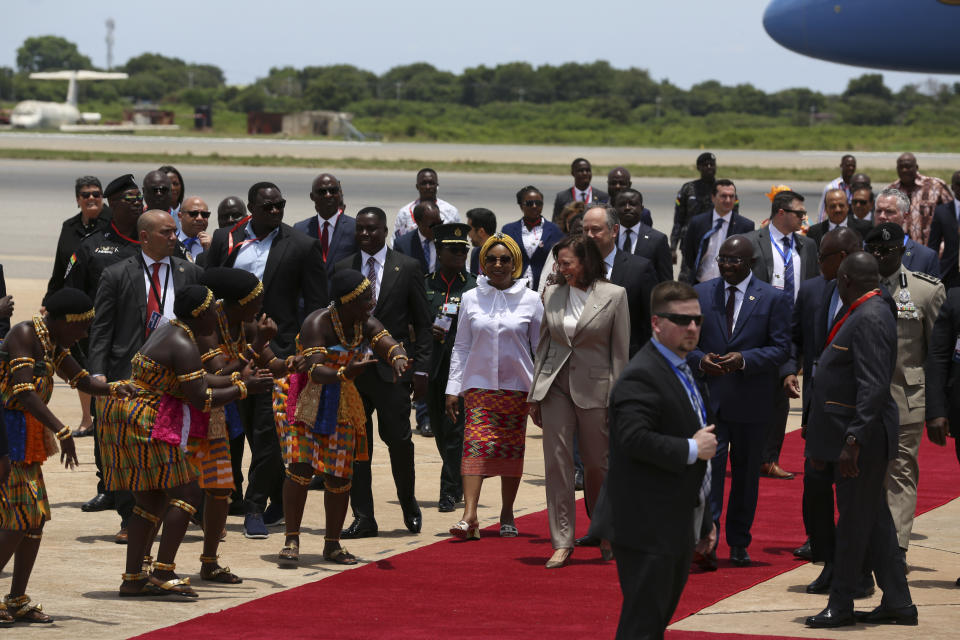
[0, 462, 50, 530]
[186, 436, 234, 490]
[273, 342, 367, 478]
[98, 353, 195, 491]
[0, 342, 64, 464]
[461, 388, 528, 478]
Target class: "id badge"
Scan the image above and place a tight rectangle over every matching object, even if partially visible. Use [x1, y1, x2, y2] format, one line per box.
[442, 302, 460, 316]
[433, 315, 453, 332]
[147, 311, 166, 330]
[953, 336, 960, 363]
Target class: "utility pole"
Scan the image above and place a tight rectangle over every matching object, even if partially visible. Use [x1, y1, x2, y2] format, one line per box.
[105, 19, 115, 70]
[516, 87, 525, 103]
[655, 95, 662, 118]
[395, 81, 403, 101]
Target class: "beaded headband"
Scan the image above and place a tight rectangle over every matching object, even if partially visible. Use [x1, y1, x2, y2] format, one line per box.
[65, 309, 95, 323]
[339, 278, 371, 305]
[238, 281, 264, 306]
[192, 289, 214, 317]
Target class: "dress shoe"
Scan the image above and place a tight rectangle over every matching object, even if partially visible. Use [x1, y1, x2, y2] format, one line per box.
[438, 495, 457, 513]
[263, 502, 285, 527]
[793, 539, 813, 560]
[806, 563, 833, 594]
[854, 572, 876, 599]
[729, 546, 751, 567]
[402, 503, 422, 534]
[693, 549, 718, 571]
[342, 517, 379, 539]
[308, 475, 325, 491]
[575, 534, 601, 547]
[574, 468, 584, 491]
[760, 462, 795, 479]
[419, 422, 434, 437]
[81, 492, 115, 512]
[114, 528, 128, 544]
[806, 606, 855, 628]
[854, 604, 918, 625]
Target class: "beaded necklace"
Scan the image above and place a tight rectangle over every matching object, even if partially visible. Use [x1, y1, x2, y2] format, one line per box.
[329, 305, 363, 349]
[216, 304, 246, 361]
[32, 314, 55, 362]
[169, 319, 197, 346]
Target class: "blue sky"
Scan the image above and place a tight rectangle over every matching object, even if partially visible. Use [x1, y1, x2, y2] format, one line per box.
[3, 0, 955, 94]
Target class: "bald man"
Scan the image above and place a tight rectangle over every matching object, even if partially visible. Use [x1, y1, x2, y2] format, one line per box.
[294, 172, 356, 270]
[217, 196, 247, 229]
[885, 152, 952, 245]
[177, 196, 212, 262]
[607, 167, 653, 227]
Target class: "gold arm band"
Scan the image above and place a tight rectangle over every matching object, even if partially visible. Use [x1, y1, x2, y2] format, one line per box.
[301, 346, 328, 358]
[390, 355, 409, 366]
[11, 382, 36, 395]
[153, 561, 176, 572]
[336, 366, 348, 382]
[53, 349, 68, 368]
[176, 369, 205, 383]
[122, 571, 148, 581]
[201, 348, 222, 363]
[387, 344, 403, 359]
[55, 426, 72, 441]
[369, 329, 390, 349]
[68, 369, 90, 389]
[132, 505, 161, 525]
[285, 531, 301, 537]
[308, 362, 323, 380]
[9, 357, 35, 366]
[285, 469, 312, 486]
[229, 371, 242, 383]
[233, 378, 248, 400]
[239, 281, 264, 306]
[168, 499, 197, 516]
[325, 482, 351, 494]
[108, 381, 123, 397]
[203, 388, 213, 413]
[66, 309, 95, 323]
[199, 555, 220, 563]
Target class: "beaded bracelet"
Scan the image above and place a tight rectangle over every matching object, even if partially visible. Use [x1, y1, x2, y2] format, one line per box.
[177, 369, 205, 383]
[108, 381, 123, 397]
[55, 426, 72, 441]
[68, 369, 90, 389]
[233, 378, 248, 400]
[203, 388, 213, 413]
[308, 362, 322, 380]
[200, 348, 222, 363]
[11, 382, 36, 395]
[387, 344, 403, 359]
[336, 366, 348, 382]
[9, 357, 35, 372]
[390, 354, 409, 366]
[230, 371, 242, 383]
[369, 329, 390, 349]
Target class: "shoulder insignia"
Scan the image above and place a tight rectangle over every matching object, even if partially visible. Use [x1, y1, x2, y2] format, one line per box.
[911, 271, 941, 285]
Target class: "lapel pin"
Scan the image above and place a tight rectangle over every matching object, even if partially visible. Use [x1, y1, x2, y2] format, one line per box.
[178, 266, 184, 272]
[394, 266, 400, 271]
[749, 295, 755, 301]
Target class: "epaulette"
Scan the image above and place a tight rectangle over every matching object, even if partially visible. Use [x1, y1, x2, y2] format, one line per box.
[911, 271, 941, 285]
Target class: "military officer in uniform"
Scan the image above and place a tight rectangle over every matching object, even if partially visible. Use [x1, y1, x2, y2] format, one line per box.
[425, 223, 477, 513]
[864, 223, 946, 563]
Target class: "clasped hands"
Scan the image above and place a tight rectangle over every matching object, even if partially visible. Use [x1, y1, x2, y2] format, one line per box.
[700, 352, 744, 376]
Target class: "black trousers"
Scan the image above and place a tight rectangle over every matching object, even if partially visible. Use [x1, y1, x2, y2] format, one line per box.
[802, 457, 836, 562]
[426, 376, 463, 501]
[351, 371, 416, 520]
[612, 544, 692, 640]
[237, 391, 284, 514]
[229, 430, 245, 506]
[830, 437, 911, 612]
[709, 418, 765, 548]
[761, 389, 790, 464]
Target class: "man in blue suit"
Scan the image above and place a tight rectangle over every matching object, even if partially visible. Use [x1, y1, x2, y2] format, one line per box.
[874, 188, 939, 279]
[681, 179, 755, 284]
[394, 202, 442, 276]
[502, 186, 564, 290]
[926, 171, 960, 289]
[688, 235, 791, 567]
[293, 173, 356, 272]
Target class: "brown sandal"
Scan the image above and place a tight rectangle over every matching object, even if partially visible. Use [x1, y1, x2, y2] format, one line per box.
[278, 532, 300, 564]
[3, 595, 53, 623]
[151, 562, 198, 598]
[200, 555, 242, 583]
[323, 538, 358, 565]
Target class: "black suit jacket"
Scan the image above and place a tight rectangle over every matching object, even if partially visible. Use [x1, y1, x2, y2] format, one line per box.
[589, 341, 709, 553]
[619, 223, 671, 283]
[393, 229, 432, 276]
[805, 215, 872, 247]
[46, 210, 112, 300]
[782, 275, 830, 410]
[928, 202, 960, 288]
[608, 249, 657, 356]
[925, 288, 960, 435]
[805, 296, 899, 461]
[469, 246, 480, 276]
[748, 226, 821, 285]
[292, 212, 357, 271]
[681, 212, 755, 284]
[335, 249, 432, 382]
[204, 222, 328, 357]
[551, 186, 609, 223]
[88, 256, 203, 381]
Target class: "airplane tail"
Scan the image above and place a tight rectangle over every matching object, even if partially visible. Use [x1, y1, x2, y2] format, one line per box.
[28, 70, 129, 107]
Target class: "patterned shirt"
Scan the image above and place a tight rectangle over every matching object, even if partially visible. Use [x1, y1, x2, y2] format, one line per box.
[886, 173, 952, 245]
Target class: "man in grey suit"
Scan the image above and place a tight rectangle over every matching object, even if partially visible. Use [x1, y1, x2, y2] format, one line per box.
[804, 252, 916, 628]
[88, 210, 203, 538]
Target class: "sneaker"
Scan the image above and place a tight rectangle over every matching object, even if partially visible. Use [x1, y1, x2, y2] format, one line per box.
[263, 502, 285, 527]
[243, 512, 269, 539]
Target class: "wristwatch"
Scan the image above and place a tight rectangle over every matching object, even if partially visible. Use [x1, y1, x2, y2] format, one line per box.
[845, 434, 858, 446]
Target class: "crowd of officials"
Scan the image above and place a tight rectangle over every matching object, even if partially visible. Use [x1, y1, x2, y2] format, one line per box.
[0, 152, 958, 638]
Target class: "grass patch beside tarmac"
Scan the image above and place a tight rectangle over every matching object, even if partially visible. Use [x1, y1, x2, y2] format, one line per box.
[0, 147, 934, 183]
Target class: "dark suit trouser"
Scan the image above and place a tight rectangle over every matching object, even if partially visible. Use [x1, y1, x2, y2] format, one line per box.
[802, 458, 836, 562]
[426, 377, 463, 501]
[761, 390, 790, 464]
[238, 391, 284, 514]
[612, 544, 691, 640]
[230, 431, 246, 506]
[709, 419, 765, 548]
[352, 371, 416, 520]
[829, 437, 911, 612]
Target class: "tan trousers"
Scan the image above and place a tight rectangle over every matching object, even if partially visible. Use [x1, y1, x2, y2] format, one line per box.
[885, 420, 924, 550]
[540, 364, 609, 550]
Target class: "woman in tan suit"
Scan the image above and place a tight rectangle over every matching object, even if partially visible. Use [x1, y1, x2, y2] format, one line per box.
[529, 235, 630, 568]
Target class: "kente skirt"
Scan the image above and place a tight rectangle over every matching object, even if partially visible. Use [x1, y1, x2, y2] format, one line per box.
[186, 437, 233, 490]
[461, 388, 527, 478]
[0, 462, 49, 530]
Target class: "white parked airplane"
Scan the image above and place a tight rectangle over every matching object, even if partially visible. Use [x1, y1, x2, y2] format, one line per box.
[10, 70, 128, 129]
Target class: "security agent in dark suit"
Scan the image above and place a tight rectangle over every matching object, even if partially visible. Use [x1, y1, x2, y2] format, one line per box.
[681, 179, 755, 284]
[335, 207, 432, 538]
[582, 205, 658, 356]
[292, 173, 357, 271]
[806, 188, 873, 247]
[465, 208, 496, 276]
[874, 188, 940, 279]
[804, 252, 916, 628]
[502, 186, 565, 290]
[607, 168, 654, 227]
[551, 158, 609, 223]
[689, 235, 792, 567]
[88, 210, 203, 534]
[393, 201, 442, 276]
[203, 181, 328, 536]
[926, 171, 960, 289]
[589, 280, 718, 640]
[614, 189, 672, 282]
[746, 190, 819, 480]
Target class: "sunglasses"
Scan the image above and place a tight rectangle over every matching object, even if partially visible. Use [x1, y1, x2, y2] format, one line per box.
[782, 208, 807, 218]
[79, 191, 102, 199]
[314, 187, 339, 196]
[851, 199, 870, 206]
[121, 194, 144, 204]
[149, 186, 170, 194]
[261, 199, 286, 211]
[522, 199, 543, 207]
[443, 245, 469, 254]
[184, 210, 211, 219]
[716, 255, 745, 265]
[484, 255, 513, 265]
[658, 312, 704, 327]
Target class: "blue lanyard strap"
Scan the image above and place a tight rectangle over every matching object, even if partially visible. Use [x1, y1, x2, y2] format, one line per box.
[771, 233, 794, 265]
[667, 360, 707, 426]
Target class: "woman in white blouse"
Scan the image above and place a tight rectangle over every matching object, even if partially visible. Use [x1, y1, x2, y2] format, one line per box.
[445, 234, 543, 540]
[529, 235, 630, 568]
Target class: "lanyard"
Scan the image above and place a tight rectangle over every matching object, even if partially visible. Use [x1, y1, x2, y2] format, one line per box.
[771, 232, 794, 270]
[824, 289, 880, 348]
[226, 216, 254, 256]
[141, 256, 171, 314]
[665, 359, 707, 426]
[438, 272, 458, 306]
[111, 222, 139, 245]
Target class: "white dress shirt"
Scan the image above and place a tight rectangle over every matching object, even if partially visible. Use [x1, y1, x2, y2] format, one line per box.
[768, 224, 802, 301]
[446, 275, 543, 396]
[232, 221, 279, 281]
[316, 210, 342, 241]
[603, 246, 618, 279]
[573, 186, 593, 203]
[698, 210, 730, 282]
[141, 252, 176, 324]
[394, 199, 460, 239]
[618, 221, 641, 252]
[725, 272, 752, 334]
[360, 245, 388, 301]
[827, 218, 848, 231]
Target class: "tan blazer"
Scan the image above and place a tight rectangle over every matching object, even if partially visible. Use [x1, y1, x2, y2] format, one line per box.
[529, 280, 631, 409]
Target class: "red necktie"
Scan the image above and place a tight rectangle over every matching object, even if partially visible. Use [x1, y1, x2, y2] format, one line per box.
[320, 221, 330, 261]
[145, 262, 162, 336]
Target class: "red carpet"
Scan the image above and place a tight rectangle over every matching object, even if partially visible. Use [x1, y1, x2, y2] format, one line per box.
[135, 432, 960, 640]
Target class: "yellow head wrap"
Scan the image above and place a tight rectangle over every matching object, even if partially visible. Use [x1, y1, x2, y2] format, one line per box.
[478, 232, 524, 280]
